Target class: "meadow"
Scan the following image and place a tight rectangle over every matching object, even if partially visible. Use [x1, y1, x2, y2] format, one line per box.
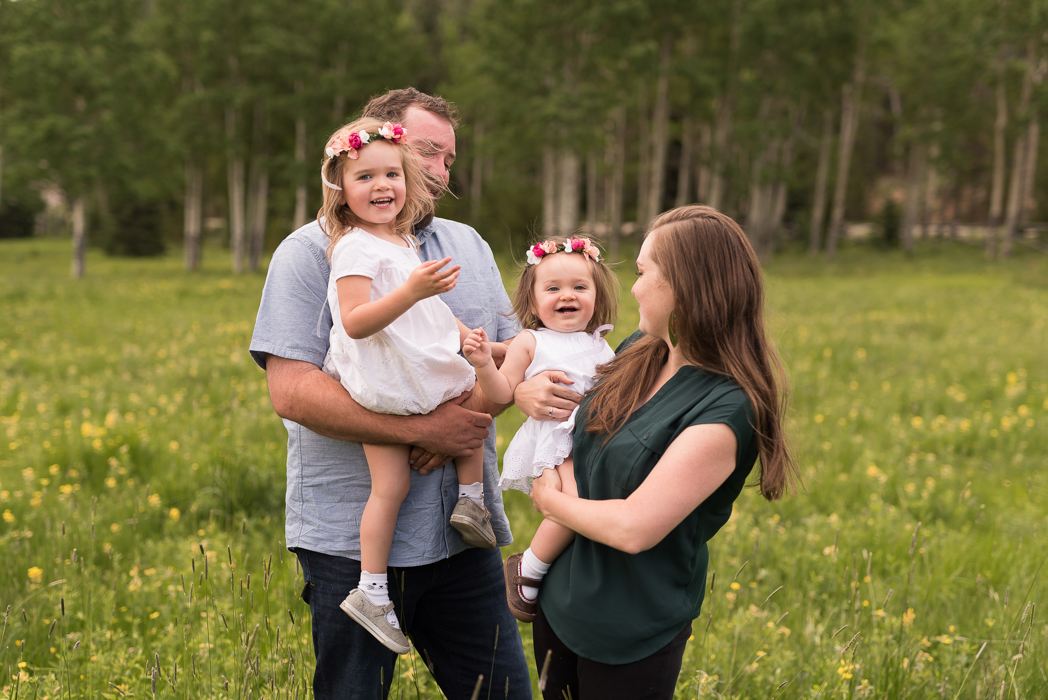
[1, 237, 1046, 699]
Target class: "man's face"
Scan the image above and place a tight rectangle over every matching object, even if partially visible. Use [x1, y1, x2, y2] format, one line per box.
[401, 106, 456, 197]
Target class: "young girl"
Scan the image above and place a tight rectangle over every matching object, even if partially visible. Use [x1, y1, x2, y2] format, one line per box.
[318, 117, 503, 654]
[463, 237, 617, 622]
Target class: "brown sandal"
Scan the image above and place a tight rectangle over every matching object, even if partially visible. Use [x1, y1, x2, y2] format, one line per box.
[504, 553, 540, 623]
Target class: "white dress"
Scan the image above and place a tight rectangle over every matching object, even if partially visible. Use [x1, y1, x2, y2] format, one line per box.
[323, 229, 475, 415]
[499, 326, 615, 493]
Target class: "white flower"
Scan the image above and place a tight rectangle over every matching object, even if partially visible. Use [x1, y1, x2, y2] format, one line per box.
[358, 130, 371, 144]
[325, 146, 336, 158]
[379, 124, 393, 139]
[526, 249, 542, 266]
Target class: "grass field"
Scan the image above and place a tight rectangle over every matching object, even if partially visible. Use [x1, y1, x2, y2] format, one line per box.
[1, 237, 1046, 699]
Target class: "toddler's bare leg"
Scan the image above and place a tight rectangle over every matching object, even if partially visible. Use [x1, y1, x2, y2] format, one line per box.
[455, 448, 484, 487]
[528, 457, 578, 563]
[360, 444, 411, 574]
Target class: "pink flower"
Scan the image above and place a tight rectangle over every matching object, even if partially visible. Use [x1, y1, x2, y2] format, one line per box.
[348, 132, 363, 150]
[540, 240, 559, 255]
[391, 124, 406, 142]
[584, 245, 600, 261]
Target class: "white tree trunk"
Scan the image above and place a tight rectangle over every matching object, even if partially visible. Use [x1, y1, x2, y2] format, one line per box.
[922, 164, 938, 239]
[184, 158, 203, 271]
[987, 64, 1008, 258]
[901, 142, 927, 254]
[247, 162, 268, 271]
[809, 108, 834, 255]
[646, 35, 672, 225]
[543, 145, 557, 236]
[470, 122, 485, 223]
[1002, 43, 1036, 259]
[1020, 117, 1039, 225]
[708, 97, 733, 211]
[293, 111, 308, 231]
[71, 196, 86, 278]
[636, 83, 650, 226]
[227, 106, 246, 274]
[696, 122, 711, 203]
[675, 117, 694, 208]
[605, 106, 626, 260]
[586, 150, 598, 231]
[557, 149, 580, 236]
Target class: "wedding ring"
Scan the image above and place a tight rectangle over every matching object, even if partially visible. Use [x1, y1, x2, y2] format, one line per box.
[548, 408, 553, 417]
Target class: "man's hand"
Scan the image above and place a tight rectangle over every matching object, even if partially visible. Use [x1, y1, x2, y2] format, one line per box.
[514, 370, 583, 421]
[408, 390, 491, 474]
[406, 257, 460, 301]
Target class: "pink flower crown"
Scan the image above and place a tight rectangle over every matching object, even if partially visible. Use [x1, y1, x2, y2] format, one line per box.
[526, 237, 601, 266]
[325, 122, 407, 160]
[322, 122, 407, 191]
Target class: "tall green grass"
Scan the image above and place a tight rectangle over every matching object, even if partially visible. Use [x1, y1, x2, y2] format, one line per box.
[1, 238, 1046, 698]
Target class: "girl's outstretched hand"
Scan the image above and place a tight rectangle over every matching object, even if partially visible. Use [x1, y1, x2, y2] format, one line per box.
[407, 257, 460, 301]
[462, 327, 492, 368]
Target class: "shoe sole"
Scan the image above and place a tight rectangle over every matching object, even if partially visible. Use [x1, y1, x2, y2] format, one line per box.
[450, 514, 497, 548]
[339, 599, 411, 654]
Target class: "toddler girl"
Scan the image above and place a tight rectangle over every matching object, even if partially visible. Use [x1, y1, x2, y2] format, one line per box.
[318, 117, 503, 654]
[463, 237, 617, 622]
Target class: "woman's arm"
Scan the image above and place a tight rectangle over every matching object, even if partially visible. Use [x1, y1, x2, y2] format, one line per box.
[530, 423, 738, 554]
[463, 329, 535, 405]
[339, 257, 459, 339]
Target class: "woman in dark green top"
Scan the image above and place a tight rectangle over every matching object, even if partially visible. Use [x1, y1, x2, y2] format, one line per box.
[529, 205, 798, 699]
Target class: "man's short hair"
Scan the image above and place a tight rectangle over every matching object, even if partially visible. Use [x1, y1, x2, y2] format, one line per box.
[361, 87, 459, 129]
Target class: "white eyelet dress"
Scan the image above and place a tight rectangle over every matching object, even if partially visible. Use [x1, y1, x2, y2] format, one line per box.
[323, 229, 476, 415]
[499, 325, 615, 493]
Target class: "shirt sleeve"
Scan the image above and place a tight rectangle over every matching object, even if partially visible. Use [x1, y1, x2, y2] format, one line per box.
[249, 236, 332, 370]
[685, 385, 757, 468]
[493, 258, 520, 343]
[330, 232, 381, 281]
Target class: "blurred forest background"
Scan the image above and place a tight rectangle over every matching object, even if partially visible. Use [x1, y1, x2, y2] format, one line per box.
[2, 0, 1048, 274]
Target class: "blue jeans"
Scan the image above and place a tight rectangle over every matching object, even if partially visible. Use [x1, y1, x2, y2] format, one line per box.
[294, 547, 532, 700]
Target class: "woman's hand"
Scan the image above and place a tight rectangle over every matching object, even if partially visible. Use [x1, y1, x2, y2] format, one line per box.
[530, 468, 564, 516]
[514, 370, 583, 421]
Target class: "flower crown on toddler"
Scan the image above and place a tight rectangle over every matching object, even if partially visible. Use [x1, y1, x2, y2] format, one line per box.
[321, 122, 407, 191]
[526, 237, 601, 266]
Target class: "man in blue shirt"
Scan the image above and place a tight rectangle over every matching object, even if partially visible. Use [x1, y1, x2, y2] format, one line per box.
[250, 89, 561, 699]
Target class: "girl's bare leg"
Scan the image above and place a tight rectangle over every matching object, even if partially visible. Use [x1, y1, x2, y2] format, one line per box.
[455, 447, 484, 487]
[360, 443, 412, 574]
[528, 457, 578, 563]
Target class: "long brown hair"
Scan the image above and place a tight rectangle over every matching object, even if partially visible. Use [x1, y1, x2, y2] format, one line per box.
[510, 241, 618, 334]
[317, 117, 434, 257]
[584, 205, 798, 501]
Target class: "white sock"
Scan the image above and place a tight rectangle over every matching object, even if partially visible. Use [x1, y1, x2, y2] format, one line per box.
[519, 547, 551, 603]
[458, 481, 484, 508]
[358, 571, 400, 628]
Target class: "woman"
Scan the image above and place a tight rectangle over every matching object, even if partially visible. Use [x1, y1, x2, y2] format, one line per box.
[528, 205, 798, 699]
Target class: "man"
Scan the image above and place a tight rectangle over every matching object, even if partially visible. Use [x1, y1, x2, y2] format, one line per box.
[250, 88, 569, 700]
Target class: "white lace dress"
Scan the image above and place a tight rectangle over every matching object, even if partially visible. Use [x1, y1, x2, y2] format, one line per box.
[499, 326, 615, 493]
[323, 229, 475, 415]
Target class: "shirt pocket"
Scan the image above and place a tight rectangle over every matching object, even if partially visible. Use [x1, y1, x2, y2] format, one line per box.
[606, 424, 675, 493]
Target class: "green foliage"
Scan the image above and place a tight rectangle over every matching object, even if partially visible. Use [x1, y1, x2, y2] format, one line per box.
[2, 239, 1047, 697]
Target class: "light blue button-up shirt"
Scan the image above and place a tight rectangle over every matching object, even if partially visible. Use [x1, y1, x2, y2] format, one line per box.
[250, 217, 518, 565]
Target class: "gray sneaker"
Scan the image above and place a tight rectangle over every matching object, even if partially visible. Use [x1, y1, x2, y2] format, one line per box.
[339, 589, 410, 654]
[449, 497, 497, 549]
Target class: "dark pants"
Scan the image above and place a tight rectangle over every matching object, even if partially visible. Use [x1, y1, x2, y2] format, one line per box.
[295, 547, 531, 700]
[532, 603, 690, 700]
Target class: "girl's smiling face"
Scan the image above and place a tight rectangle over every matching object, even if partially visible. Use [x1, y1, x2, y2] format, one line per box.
[531, 253, 597, 333]
[341, 140, 406, 235]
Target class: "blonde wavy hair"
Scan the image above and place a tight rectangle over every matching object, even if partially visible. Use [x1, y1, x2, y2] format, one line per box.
[317, 117, 435, 257]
